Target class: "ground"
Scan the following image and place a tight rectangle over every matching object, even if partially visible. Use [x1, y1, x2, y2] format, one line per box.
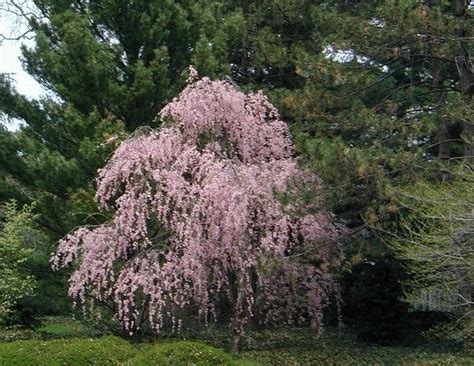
[0, 317, 472, 365]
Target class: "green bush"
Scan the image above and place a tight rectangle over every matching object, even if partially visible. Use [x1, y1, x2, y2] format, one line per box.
[0, 201, 40, 325]
[0, 324, 471, 365]
[0, 336, 255, 365]
[129, 340, 253, 365]
[0, 336, 136, 365]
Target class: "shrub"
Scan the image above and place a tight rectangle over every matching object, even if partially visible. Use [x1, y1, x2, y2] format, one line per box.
[0, 201, 44, 325]
[129, 341, 249, 365]
[0, 336, 254, 365]
[0, 336, 136, 365]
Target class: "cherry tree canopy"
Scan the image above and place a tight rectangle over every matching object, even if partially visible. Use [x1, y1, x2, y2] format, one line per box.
[52, 68, 342, 340]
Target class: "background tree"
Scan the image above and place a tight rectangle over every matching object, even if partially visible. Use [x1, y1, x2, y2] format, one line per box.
[391, 164, 473, 347]
[0, 0, 248, 236]
[0, 200, 43, 325]
[268, 0, 473, 339]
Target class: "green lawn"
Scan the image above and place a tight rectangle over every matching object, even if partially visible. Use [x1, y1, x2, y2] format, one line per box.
[0, 318, 472, 365]
[0, 336, 254, 366]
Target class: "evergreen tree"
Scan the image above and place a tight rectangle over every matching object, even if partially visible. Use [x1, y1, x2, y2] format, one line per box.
[0, 0, 248, 235]
[221, 0, 473, 339]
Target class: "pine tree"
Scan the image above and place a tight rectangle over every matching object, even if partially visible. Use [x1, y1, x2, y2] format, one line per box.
[0, 0, 248, 235]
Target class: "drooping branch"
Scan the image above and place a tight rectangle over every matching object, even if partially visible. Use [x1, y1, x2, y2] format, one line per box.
[52, 68, 343, 346]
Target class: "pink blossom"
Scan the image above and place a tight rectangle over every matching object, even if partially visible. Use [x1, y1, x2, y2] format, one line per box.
[52, 68, 343, 339]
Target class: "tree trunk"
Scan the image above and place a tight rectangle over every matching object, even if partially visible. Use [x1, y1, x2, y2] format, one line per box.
[431, 53, 450, 161]
[427, 0, 451, 182]
[454, 0, 473, 160]
[454, 0, 473, 350]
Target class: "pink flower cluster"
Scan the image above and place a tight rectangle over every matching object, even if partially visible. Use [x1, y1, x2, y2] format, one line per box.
[52, 68, 342, 338]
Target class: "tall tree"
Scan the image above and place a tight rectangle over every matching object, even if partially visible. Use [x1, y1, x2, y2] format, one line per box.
[227, 0, 473, 339]
[0, 0, 248, 235]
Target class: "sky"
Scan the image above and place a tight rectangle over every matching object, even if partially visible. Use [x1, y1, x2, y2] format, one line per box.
[0, 3, 45, 130]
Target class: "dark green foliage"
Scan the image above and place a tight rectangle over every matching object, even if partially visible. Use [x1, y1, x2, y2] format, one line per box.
[342, 255, 410, 343]
[406, 311, 456, 335]
[0, 75, 124, 237]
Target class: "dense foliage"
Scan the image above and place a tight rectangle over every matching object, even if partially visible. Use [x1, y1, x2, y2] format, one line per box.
[342, 255, 409, 343]
[0, 201, 41, 324]
[393, 165, 474, 345]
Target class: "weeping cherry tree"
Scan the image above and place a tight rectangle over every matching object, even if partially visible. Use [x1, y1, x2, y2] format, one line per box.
[52, 68, 343, 350]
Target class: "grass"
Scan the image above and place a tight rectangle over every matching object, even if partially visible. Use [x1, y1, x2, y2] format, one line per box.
[0, 317, 100, 342]
[0, 336, 135, 366]
[0, 318, 473, 365]
[38, 322, 86, 337]
[0, 337, 253, 366]
[242, 332, 472, 365]
[237, 328, 473, 365]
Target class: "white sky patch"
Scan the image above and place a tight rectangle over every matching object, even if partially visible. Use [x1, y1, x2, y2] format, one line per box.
[323, 45, 355, 63]
[323, 45, 389, 73]
[0, 2, 46, 131]
[368, 17, 384, 28]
